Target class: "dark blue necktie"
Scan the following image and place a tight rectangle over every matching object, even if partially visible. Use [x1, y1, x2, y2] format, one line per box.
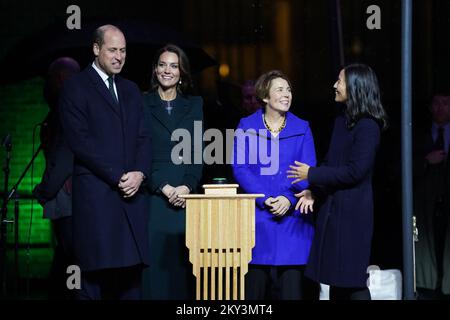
[107, 77, 118, 104]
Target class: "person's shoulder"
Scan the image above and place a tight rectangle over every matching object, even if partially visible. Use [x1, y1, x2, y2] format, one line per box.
[235, 109, 262, 130]
[143, 90, 157, 99]
[287, 112, 309, 128]
[117, 76, 140, 92]
[356, 116, 380, 130]
[63, 67, 89, 87]
[184, 94, 203, 108]
[354, 117, 382, 140]
[176, 94, 203, 114]
[60, 69, 90, 97]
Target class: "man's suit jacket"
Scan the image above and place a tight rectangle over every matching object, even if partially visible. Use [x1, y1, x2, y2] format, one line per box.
[414, 124, 450, 293]
[59, 66, 152, 271]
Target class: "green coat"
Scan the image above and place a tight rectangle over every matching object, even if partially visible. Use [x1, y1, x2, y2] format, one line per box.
[142, 91, 203, 300]
[414, 129, 450, 294]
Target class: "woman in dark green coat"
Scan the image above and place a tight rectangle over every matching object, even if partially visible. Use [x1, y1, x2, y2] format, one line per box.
[142, 44, 203, 299]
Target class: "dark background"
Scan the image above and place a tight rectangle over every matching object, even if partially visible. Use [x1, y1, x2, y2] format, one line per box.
[1, 0, 450, 298]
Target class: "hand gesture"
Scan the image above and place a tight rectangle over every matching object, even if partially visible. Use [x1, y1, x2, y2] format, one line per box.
[294, 189, 314, 214]
[287, 161, 311, 184]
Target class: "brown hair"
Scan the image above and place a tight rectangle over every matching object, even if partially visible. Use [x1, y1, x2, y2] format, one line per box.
[254, 70, 292, 104]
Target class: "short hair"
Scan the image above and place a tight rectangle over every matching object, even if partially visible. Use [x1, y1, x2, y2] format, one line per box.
[343, 63, 389, 131]
[254, 70, 292, 104]
[242, 79, 256, 90]
[92, 24, 124, 48]
[47, 57, 80, 76]
[430, 94, 450, 108]
[151, 44, 193, 95]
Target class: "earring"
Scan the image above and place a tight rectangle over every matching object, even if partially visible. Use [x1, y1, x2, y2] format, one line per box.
[179, 79, 182, 85]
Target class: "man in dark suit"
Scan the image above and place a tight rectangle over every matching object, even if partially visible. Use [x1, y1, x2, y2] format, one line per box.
[59, 24, 152, 300]
[415, 94, 450, 299]
[33, 57, 80, 299]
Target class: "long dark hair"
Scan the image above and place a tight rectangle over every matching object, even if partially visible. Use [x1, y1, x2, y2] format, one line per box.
[343, 63, 389, 131]
[150, 44, 193, 95]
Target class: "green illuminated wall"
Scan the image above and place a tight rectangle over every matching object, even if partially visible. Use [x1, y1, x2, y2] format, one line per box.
[0, 77, 52, 279]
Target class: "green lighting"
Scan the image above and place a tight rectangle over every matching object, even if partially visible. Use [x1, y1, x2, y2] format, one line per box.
[0, 77, 53, 278]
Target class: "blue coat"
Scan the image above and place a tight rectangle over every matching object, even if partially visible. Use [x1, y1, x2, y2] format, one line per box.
[59, 66, 152, 271]
[305, 115, 380, 287]
[232, 109, 316, 265]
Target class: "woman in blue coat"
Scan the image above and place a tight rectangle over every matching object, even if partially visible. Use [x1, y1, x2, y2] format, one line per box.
[288, 64, 388, 300]
[232, 70, 316, 299]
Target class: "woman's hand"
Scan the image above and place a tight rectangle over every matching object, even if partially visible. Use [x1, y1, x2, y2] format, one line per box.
[287, 161, 311, 184]
[161, 184, 175, 199]
[294, 189, 314, 214]
[265, 196, 291, 217]
[168, 185, 190, 208]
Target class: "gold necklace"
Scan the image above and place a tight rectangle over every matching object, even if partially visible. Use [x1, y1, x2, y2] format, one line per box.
[263, 114, 286, 133]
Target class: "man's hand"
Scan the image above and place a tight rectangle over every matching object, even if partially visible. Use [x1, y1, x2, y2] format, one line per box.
[425, 150, 446, 165]
[118, 171, 145, 198]
[161, 184, 176, 198]
[265, 196, 291, 217]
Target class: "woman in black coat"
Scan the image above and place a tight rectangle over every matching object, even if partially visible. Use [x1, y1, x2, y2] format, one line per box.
[287, 64, 388, 300]
[142, 44, 203, 299]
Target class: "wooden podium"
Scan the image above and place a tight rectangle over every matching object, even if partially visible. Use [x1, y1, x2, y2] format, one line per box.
[180, 184, 264, 300]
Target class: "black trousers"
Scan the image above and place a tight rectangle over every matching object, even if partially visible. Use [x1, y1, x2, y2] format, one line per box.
[329, 285, 371, 300]
[48, 216, 74, 300]
[245, 265, 316, 300]
[76, 264, 144, 300]
[433, 201, 448, 284]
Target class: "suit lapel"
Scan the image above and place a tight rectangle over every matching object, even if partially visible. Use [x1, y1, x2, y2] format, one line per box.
[171, 95, 190, 129]
[147, 92, 190, 134]
[86, 66, 121, 118]
[147, 92, 174, 134]
[115, 76, 127, 125]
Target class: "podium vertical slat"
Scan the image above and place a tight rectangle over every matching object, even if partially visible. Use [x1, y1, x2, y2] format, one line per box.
[240, 199, 249, 300]
[232, 199, 239, 300]
[217, 199, 226, 300]
[210, 200, 218, 300]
